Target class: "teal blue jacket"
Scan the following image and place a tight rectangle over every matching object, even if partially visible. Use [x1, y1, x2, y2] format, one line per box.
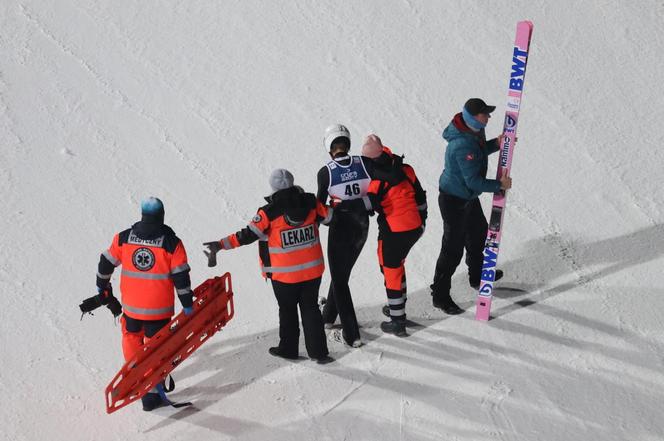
[438, 113, 501, 200]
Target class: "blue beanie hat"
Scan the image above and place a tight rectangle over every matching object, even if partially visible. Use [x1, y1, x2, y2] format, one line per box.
[141, 197, 165, 224]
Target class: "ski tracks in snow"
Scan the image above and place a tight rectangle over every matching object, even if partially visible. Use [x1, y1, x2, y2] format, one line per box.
[320, 345, 384, 418]
[509, 191, 584, 281]
[18, 4, 242, 222]
[480, 380, 516, 440]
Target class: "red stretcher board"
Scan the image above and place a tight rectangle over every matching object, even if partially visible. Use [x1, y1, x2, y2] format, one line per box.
[105, 273, 234, 414]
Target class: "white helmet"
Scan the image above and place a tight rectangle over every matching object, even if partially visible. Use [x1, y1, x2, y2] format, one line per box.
[323, 124, 351, 152]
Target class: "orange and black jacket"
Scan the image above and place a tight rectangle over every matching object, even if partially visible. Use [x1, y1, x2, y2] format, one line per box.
[366, 147, 427, 233]
[219, 186, 333, 284]
[96, 222, 193, 321]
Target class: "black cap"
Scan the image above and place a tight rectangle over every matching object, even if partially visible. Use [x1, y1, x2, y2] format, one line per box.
[464, 98, 496, 116]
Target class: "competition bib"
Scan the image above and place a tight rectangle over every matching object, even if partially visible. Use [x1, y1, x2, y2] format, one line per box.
[326, 156, 371, 202]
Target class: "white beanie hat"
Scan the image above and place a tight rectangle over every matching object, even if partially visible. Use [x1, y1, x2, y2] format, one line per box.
[269, 169, 295, 193]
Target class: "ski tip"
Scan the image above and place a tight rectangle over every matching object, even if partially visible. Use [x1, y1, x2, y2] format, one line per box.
[518, 20, 534, 30]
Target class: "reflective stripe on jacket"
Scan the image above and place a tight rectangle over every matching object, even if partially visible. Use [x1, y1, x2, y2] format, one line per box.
[221, 188, 330, 284]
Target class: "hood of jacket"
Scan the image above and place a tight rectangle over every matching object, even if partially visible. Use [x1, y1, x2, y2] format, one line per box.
[371, 147, 407, 186]
[265, 186, 313, 225]
[131, 221, 175, 240]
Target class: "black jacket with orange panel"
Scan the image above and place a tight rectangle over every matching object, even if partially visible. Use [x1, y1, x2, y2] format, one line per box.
[96, 222, 194, 321]
[366, 147, 427, 234]
[219, 186, 333, 284]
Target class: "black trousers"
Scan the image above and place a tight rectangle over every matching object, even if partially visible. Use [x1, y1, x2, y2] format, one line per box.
[321, 212, 368, 343]
[271, 277, 328, 359]
[431, 191, 488, 299]
[378, 227, 423, 318]
[123, 314, 170, 338]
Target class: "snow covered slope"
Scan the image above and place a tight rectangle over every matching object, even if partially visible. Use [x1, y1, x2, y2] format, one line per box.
[1, 1, 664, 440]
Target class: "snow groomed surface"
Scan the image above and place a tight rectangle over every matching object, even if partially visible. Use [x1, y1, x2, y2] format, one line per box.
[2, 2, 664, 440]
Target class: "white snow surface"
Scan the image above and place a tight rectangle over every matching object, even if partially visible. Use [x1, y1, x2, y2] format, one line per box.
[2, 1, 664, 440]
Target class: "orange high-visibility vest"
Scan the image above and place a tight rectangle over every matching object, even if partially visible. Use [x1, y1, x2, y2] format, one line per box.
[105, 229, 189, 320]
[223, 199, 331, 284]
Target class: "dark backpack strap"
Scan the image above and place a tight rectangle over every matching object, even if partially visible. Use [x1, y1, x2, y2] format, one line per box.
[163, 375, 175, 392]
[376, 180, 390, 201]
[156, 382, 192, 409]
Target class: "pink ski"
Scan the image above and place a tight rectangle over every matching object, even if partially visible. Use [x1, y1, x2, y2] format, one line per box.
[476, 21, 534, 321]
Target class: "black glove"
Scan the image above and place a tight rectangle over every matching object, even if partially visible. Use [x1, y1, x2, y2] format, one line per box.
[203, 241, 222, 267]
[79, 285, 122, 318]
[106, 295, 122, 317]
[79, 294, 105, 314]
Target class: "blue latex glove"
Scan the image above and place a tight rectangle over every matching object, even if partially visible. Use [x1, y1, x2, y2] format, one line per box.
[183, 306, 193, 316]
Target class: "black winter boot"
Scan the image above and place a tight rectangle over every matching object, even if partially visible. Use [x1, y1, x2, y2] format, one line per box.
[313, 355, 335, 364]
[268, 346, 299, 360]
[380, 317, 407, 336]
[432, 292, 464, 315]
[141, 392, 168, 412]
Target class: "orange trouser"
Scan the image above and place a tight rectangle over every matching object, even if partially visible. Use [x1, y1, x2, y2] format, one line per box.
[121, 316, 144, 361]
[377, 228, 422, 319]
[120, 315, 170, 361]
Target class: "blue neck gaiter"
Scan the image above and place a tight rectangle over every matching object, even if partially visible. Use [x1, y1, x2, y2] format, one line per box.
[462, 107, 486, 132]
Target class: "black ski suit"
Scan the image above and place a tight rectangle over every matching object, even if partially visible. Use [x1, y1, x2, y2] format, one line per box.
[316, 155, 373, 345]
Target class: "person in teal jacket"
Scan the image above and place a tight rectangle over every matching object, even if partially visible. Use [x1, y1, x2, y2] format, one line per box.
[431, 98, 511, 314]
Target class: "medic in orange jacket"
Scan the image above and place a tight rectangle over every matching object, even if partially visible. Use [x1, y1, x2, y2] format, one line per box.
[365, 146, 428, 233]
[360, 137, 427, 335]
[209, 186, 333, 282]
[94, 197, 195, 411]
[204, 172, 335, 363]
[97, 226, 194, 322]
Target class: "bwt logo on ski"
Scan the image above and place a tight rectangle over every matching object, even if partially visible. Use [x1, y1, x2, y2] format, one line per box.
[281, 224, 316, 249]
[509, 46, 528, 91]
[340, 171, 358, 182]
[479, 247, 499, 297]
